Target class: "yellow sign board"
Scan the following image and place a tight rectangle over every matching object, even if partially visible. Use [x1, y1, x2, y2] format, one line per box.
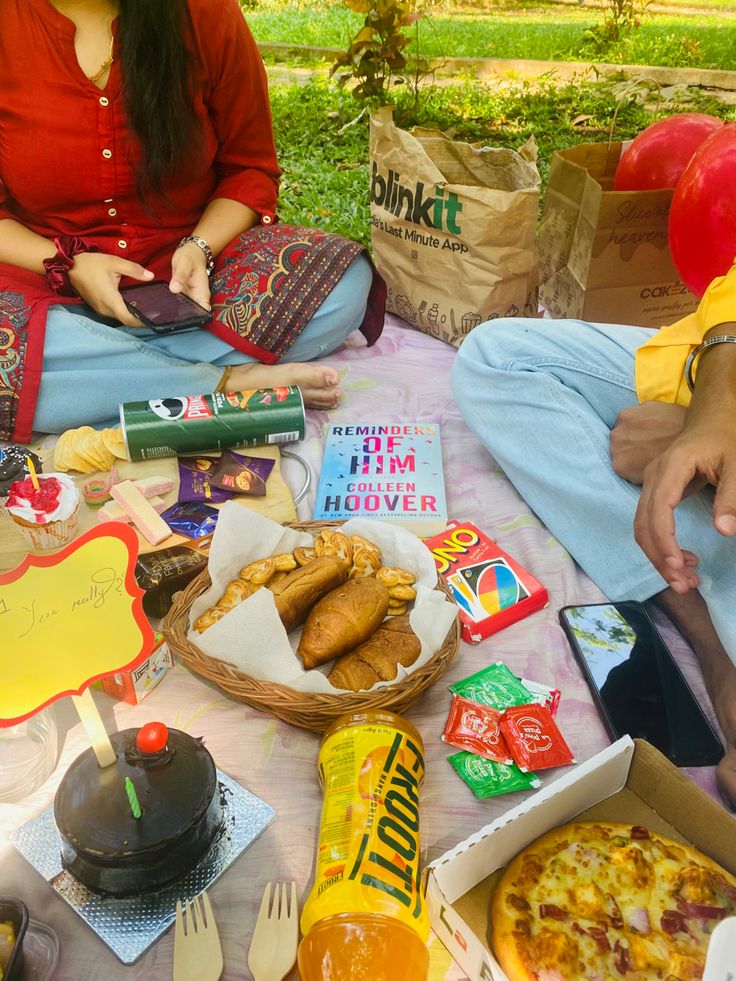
[0, 523, 154, 725]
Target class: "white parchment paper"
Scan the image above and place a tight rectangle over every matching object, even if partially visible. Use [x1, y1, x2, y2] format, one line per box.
[187, 504, 457, 692]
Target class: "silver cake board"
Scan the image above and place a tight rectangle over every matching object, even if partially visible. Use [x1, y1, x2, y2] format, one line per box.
[11, 771, 275, 965]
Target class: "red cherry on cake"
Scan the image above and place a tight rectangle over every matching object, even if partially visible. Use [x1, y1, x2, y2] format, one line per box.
[136, 721, 169, 754]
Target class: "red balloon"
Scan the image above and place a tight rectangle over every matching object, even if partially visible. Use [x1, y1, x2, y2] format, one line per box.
[614, 113, 723, 191]
[669, 123, 736, 297]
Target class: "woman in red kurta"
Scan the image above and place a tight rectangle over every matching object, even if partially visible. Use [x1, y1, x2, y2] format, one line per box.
[0, 0, 384, 441]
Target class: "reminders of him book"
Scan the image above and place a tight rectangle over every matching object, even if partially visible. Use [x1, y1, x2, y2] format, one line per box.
[312, 423, 447, 536]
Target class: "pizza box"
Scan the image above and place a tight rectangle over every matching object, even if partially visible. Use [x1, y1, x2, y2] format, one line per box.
[423, 736, 736, 981]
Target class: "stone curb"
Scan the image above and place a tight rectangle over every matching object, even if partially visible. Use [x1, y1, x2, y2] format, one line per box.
[257, 42, 736, 92]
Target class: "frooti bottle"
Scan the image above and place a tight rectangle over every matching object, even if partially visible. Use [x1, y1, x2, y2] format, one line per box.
[298, 711, 429, 981]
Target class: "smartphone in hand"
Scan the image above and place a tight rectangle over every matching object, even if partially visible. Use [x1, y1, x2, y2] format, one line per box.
[121, 280, 211, 333]
[559, 601, 723, 767]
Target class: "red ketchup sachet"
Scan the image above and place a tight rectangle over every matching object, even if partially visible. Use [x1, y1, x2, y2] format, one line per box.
[499, 702, 576, 772]
[442, 695, 513, 765]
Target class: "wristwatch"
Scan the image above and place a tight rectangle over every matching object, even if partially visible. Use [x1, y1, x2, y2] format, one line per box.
[178, 235, 215, 277]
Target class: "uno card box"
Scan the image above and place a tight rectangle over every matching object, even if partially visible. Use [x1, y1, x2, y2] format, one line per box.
[424, 521, 548, 643]
[96, 632, 173, 705]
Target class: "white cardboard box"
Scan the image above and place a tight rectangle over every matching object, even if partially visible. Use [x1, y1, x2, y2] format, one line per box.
[423, 737, 736, 981]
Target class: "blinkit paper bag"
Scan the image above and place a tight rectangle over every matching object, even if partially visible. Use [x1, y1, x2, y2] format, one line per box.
[370, 107, 540, 347]
[538, 141, 698, 328]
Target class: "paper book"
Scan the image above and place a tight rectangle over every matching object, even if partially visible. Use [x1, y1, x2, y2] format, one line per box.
[312, 422, 448, 535]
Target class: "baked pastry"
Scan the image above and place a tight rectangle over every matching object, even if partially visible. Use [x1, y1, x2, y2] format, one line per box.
[376, 566, 417, 616]
[348, 535, 382, 579]
[270, 555, 350, 633]
[328, 615, 421, 690]
[193, 552, 299, 633]
[313, 528, 354, 566]
[54, 725, 221, 896]
[298, 576, 390, 669]
[193, 578, 261, 632]
[491, 820, 736, 981]
[293, 545, 317, 566]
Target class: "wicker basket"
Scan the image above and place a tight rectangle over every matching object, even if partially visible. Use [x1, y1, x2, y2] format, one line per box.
[162, 521, 460, 731]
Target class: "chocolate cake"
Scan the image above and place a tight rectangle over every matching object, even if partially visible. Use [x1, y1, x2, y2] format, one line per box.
[0, 445, 42, 498]
[53, 726, 221, 896]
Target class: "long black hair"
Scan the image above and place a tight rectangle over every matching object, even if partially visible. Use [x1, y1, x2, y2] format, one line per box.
[118, 0, 202, 195]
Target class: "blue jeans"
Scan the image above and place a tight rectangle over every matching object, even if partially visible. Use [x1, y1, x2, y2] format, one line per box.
[452, 317, 736, 662]
[34, 254, 372, 432]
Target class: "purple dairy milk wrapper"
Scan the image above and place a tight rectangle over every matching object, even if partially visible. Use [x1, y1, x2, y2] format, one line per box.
[178, 455, 234, 504]
[209, 449, 275, 496]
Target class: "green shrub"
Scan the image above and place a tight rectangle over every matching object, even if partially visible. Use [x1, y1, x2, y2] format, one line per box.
[331, 0, 436, 106]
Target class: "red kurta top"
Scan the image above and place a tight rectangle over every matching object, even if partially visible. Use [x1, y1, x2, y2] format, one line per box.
[0, 0, 282, 440]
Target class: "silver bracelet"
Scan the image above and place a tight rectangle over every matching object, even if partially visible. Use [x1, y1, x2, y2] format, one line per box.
[684, 334, 736, 392]
[177, 234, 214, 276]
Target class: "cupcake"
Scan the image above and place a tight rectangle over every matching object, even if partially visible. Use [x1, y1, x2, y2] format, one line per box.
[0, 445, 43, 501]
[4, 473, 80, 549]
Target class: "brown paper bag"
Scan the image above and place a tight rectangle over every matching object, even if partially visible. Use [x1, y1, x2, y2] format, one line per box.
[539, 142, 698, 328]
[369, 108, 540, 347]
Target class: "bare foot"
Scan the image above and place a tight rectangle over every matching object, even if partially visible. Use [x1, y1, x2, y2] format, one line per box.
[653, 588, 736, 810]
[712, 674, 736, 811]
[226, 362, 342, 409]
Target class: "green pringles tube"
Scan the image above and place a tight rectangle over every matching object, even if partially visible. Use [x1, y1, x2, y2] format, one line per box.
[119, 387, 306, 461]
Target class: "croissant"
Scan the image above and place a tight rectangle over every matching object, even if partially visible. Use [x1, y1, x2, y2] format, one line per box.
[298, 576, 390, 669]
[328, 616, 421, 691]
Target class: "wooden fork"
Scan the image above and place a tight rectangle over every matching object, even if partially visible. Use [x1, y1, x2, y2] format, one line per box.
[173, 891, 224, 981]
[247, 881, 299, 981]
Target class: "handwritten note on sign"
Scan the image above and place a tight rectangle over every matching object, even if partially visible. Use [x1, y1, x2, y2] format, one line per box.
[0, 523, 154, 725]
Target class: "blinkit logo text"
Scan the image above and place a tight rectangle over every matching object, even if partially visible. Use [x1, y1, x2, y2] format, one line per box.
[371, 163, 463, 234]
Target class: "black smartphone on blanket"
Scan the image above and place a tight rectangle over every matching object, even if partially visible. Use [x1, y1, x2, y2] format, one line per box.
[559, 601, 723, 767]
[121, 280, 211, 333]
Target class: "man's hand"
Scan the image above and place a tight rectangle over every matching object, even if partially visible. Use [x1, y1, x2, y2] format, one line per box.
[634, 410, 736, 592]
[68, 252, 154, 326]
[610, 401, 688, 483]
[169, 242, 211, 311]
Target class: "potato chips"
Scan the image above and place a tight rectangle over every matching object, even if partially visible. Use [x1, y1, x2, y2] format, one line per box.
[53, 425, 128, 474]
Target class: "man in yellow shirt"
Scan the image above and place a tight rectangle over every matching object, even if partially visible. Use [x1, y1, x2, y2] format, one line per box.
[453, 262, 736, 809]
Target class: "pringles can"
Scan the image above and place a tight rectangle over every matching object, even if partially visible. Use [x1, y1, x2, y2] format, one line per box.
[119, 387, 306, 461]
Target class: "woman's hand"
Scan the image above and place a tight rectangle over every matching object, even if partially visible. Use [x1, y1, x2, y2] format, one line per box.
[610, 401, 689, 484]
[170, 242, 211, 310]
[68, 251, 154, 326]
[634, 407, 736, 592]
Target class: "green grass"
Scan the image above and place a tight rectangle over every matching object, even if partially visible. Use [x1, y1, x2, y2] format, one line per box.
[246, 3, 736, 70]
[259, 1, 736, 250]
[270, 78, 736, 249]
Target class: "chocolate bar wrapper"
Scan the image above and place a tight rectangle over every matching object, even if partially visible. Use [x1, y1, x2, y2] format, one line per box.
[161, 501, 219, 539]
[178, 455, 233, 503]
[209, 449, 275, 496]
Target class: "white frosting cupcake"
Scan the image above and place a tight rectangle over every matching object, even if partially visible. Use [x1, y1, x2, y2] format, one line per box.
[4, 472, 80, 549]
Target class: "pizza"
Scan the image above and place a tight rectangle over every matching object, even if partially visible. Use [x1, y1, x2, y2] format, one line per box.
[491, 821, 736, 981]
